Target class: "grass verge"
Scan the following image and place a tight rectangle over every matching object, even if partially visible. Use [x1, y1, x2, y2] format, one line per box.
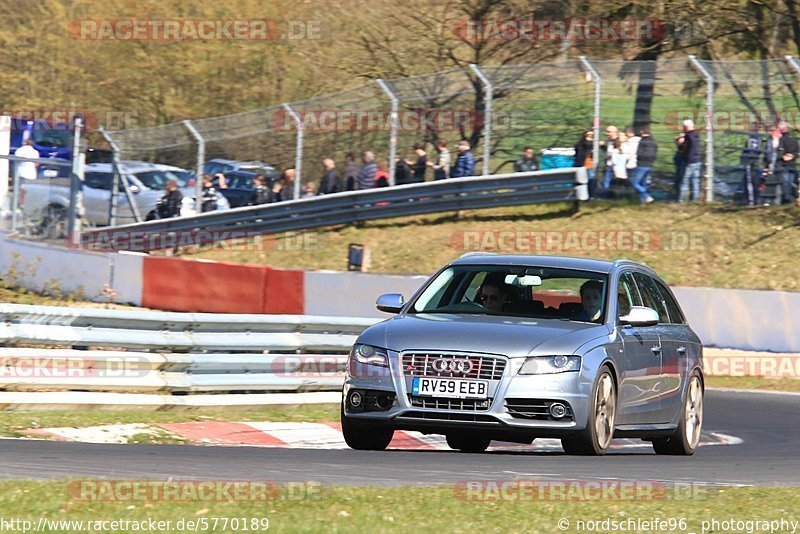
[185, 200, 800, 291]
[0, 482, 796, 534]
[706, 376, 800, 393]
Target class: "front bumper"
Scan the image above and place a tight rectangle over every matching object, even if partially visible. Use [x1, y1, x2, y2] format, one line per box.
[343, 355, 593, 436]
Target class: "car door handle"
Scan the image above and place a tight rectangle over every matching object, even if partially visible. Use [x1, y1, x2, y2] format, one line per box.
[677, 346, 687, 354]
[651, 346, 662, 354]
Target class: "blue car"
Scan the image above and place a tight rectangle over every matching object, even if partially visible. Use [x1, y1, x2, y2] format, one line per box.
[9, 118, 73, 177]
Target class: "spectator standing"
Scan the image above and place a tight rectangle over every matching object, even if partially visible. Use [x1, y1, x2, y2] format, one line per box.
[14, 138, 39, 180]
[375, 160, 390, 187]
[673, 132, 687, 199]
[249, 175, 274, 205]
[273, 168, 296, 202]
[513, 146, 539, 173]
[406, 144, 428, 183]
[678, 119, 702, 202]
[357, 151, 377, 189]
[776, 119, 799, 204]
[573, 130, 596, 197]
[741, 124, 763, 207]
[610, 137, 629, 182]
[319, 158, 340, 195]
[344, 152, 359, 191]
[450, 140, 475, 178]
[622, 126, 640, 175]
[601, 125, 620, 190]
[200, 174, 218, 212]
[764, 124, 782, 204]
[432, 140, 450, 180]
[154, 179, 183, 219]
[630, 128, 656, 204]
[395, 156, 412, 185]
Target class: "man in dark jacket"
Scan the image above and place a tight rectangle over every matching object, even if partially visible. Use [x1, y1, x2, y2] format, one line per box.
[630, 128, 657, 204]
[394, 156, 412, 185]
[248, 175, 274, 205]
[740, 125, 763, 206]
[777, 120, 799, 204]
[200, 174, 218, 212]
[513, 147, 539, 173]
[153, 179, 183, 219]
[678, 119, 702, 202]
[319, 158, 340, 195]
[450, 140, 475, 178]
[406, 144, 428, 183]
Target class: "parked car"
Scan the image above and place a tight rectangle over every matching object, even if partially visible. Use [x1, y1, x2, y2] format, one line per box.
[20, 161, 229, 238]
[203, 159, 279, 208]
[342, 254, 704, 456]
[9, 118, 73, 178]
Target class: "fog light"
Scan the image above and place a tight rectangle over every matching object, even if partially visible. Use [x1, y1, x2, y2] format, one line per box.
[549, 402, 567, 419]
[349, 391, 362, 407]
[376, 394, 392, 409]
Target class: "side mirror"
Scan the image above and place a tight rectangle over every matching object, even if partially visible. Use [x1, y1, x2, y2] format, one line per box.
[129, 185, 140, 194]
[619, 306, 659, 327]
[376, 293, 405, 313]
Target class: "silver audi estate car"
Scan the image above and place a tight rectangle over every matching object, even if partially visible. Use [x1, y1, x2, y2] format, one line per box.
[341, 254, 704, 456]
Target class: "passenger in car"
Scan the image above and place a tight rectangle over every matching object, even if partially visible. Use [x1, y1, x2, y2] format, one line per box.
[575, 280, 604, 322]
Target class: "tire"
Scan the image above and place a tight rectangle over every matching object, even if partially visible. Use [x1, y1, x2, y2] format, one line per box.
[340, 403, 393, 451]
[446, 433, 491, 453]
[653, 374, 704, 456]
[561, 366, 617, 456]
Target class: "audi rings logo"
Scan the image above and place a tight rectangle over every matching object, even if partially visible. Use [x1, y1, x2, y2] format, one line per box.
[431, 358, 473, 375]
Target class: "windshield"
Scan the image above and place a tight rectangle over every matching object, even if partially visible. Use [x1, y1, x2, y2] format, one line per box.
[32, 129, 72, 148]
[409, 265, 608, 323]
[134, 170, 189, 190]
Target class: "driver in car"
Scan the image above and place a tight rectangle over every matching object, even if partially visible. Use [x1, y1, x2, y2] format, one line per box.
[575, 279, 604, 322]
[477, 273, 509, 313]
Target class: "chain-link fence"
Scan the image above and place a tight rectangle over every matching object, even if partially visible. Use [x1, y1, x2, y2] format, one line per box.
[5, 56, 800, 241]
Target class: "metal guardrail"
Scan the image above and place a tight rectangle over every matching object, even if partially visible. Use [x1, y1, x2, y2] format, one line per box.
[0, 304, 379, 395]
[80, 168, 588, 252]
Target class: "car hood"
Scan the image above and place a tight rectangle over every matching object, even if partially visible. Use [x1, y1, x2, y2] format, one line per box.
[359, 313, 609, 358]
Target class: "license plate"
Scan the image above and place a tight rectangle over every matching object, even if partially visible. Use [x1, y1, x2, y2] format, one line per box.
[411, 377, 488, 399]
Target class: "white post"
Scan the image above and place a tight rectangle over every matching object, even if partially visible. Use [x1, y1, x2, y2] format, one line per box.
[0, 115, 10, 218]
[688, 55, 715, 202]
[183, 120, 205, 212]
[376, 79, 399, 186]
[282, 103, 303, 200]
[469, 64, 493, 176]
[579, 56, 601, 173]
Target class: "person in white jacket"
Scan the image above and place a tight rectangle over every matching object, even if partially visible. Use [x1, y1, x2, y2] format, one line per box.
[622, 126, 641, 174]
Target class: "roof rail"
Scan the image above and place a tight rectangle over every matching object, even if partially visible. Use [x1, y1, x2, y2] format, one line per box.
[458, 251, 498, 259]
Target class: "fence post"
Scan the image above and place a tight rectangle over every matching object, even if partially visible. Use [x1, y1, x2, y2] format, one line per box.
[469, 64, 493, 177]
[376, 79, 399, 186]
[688, 55, 715, 202]
[579, 56, 601, 174]
[282, 103, 303, 200]
[10, 163, 20, 232]
[66, 115, 85, 246]
[100, 129, 141, 225]
[183, 120, 205, 213]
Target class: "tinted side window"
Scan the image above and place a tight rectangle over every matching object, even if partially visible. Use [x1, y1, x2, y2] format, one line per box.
[633, 273, 670, 323]
[84, 172, 113, 191]
[617, 272, 642, 316]
[655, 280, 685, 324]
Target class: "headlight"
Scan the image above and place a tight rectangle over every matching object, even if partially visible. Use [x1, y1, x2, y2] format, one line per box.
[518, 355, 581, 375]
[350, 344, 389, 367]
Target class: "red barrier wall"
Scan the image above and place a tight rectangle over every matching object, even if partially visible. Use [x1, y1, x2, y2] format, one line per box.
[142, 257, 304, 314]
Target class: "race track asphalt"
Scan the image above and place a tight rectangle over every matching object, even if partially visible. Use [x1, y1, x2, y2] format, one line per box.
[1, 390, 797, 486]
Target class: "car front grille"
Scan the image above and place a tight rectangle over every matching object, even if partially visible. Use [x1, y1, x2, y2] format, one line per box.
[396, 411, 500, 424]
[401, 353, 506, 380]
[505, 399, 575, 421]
[408, 396, 493, 411]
